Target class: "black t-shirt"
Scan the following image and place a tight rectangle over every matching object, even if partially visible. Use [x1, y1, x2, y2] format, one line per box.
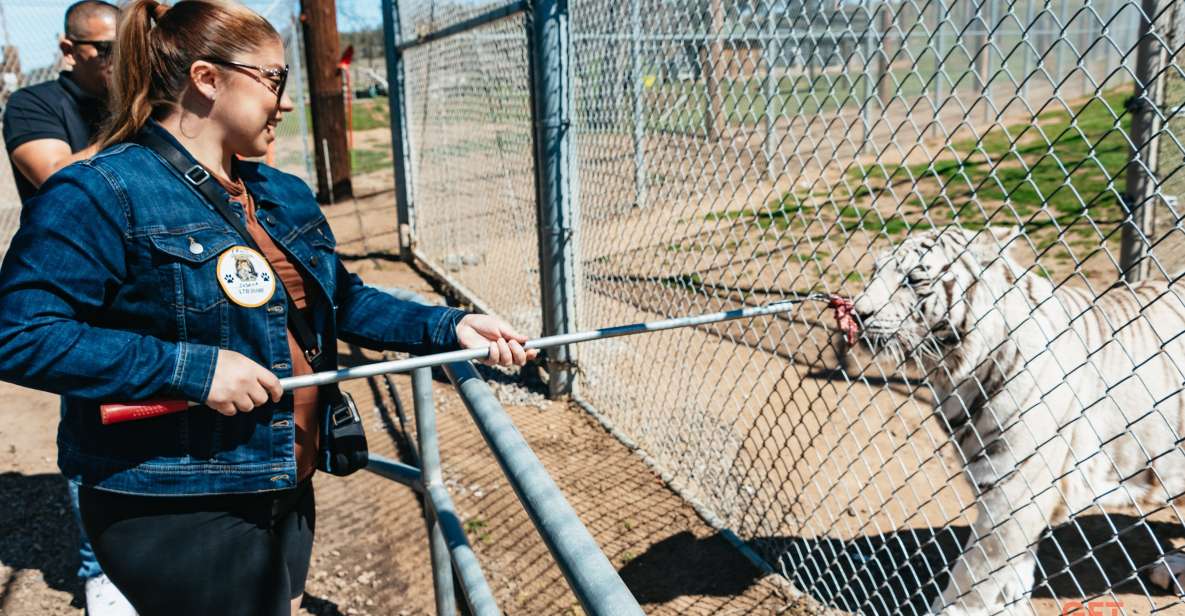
[2, 72, 107, 202]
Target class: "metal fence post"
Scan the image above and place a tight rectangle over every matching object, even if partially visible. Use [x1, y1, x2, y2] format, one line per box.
[382, 0, 416, 262]
[861, 3, 879, 153]
[629, 0, 647, 208]
[932, 0, 948, 140]
[288, 12, 316, 188]
[1020, 0, 1035, 105]
[412, 367, 458, 616]
[701, 0, 725, 141]
[529, 0, 578, 397]
[762, 6, 781, 180]
[876, 1, 892, 112]
[445, 362, 644, 616]
[1120, 0, 1166, 282]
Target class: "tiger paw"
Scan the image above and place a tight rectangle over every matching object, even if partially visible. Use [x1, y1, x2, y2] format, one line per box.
[1150, 553, 1185, 594]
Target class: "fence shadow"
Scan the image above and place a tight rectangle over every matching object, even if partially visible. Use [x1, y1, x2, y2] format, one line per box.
[0, 472, 85, 608]
[623, 513, 1183, 613]
[300, 593, 347, 616]
[618, 530, 767, 604]
[751, 513, 1182, 615]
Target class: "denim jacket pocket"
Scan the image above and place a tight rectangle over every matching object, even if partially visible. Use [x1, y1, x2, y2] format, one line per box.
[147, 227, 239, 344]
[297, 219, 337, 301]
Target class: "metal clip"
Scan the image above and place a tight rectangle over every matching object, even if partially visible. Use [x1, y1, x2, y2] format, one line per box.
[184, 165, 210, 186]
[331, 402, 357, 428]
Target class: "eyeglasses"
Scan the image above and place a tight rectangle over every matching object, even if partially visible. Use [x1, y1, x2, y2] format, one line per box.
[68, 39, 113, 60]
[204, 59, 289, 108]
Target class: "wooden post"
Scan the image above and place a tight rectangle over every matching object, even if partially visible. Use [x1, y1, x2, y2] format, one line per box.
[300, 0, 352, 203]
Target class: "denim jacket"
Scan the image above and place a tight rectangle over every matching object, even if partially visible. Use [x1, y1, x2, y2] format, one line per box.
[0, 121, 466, 496]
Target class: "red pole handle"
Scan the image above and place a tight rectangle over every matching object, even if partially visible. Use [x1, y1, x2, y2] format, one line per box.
[100, 399, 190, 425]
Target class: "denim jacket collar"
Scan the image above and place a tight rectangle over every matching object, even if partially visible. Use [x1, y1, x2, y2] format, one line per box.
[142, 119, 285, 209]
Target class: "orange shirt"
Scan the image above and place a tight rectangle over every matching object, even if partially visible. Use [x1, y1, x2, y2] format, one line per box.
[215, 174, 320, 480]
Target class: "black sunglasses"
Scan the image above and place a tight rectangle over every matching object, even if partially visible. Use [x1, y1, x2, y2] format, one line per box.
[68, 38, 113, 59]
[205, 59, 289, 107]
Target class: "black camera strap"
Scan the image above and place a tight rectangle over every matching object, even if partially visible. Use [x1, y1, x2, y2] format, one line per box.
[134, 130, 326, 371]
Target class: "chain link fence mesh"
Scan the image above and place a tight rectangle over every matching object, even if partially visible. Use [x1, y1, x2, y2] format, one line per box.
[399, 4, 543, 336]
[400, 0, 1185, 614]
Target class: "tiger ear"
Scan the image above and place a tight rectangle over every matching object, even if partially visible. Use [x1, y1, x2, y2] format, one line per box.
[970, 226, 1022, 264]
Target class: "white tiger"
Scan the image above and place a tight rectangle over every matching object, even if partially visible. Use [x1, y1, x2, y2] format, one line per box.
[852, 227, 1185, 616]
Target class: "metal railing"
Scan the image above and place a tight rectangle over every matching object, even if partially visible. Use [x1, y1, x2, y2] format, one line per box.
[365, 288, 642, 616]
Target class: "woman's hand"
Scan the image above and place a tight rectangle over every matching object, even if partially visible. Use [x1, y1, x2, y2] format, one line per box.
[455, 314, 539, 367]
[205, 349, 283, 416]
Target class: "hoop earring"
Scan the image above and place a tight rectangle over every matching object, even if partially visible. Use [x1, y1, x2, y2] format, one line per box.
[177, 106, 202, 139]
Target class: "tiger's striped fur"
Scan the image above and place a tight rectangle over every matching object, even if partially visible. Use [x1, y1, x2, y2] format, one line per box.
[853, 227, 1185, 616]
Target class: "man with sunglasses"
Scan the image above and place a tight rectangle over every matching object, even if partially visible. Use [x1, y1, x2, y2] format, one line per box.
[3, 0, 117, 204]
[3, 6, 134, 615]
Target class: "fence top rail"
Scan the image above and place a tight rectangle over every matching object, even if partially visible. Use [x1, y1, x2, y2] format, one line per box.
[395, 0, 528, 52]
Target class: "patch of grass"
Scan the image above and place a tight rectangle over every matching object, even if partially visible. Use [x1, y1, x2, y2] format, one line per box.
[848, 88, 1132, 230]
[305, 98, 392, 132]
[705, 200, 816, 229]
[644, 61, 937, 133]
[463, 517, 491, 544]
[350, 146, 391, 175]
[350, 98, 391, 131]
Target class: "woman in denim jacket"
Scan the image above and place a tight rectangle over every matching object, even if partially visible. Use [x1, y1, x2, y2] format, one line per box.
[0, 1, 534, 614]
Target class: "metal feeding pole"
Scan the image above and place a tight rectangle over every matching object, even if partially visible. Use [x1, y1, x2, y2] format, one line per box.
[280, 299, 823, 389]
[98, 297, 845, 422]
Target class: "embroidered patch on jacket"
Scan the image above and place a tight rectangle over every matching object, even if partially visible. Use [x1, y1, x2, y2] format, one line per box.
[216, 246, 276, 307]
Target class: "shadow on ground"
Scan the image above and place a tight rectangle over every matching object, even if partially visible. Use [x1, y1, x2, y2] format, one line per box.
[760, 514, 1179, 615]
[619, 530, 766, 604]
[300, 593, 346, 616]
[624, 514, 1183, 614]
[0, 472, 84, 609]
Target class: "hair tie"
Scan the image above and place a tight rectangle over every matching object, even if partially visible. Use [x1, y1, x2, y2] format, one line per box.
[147, 0, 170, 21]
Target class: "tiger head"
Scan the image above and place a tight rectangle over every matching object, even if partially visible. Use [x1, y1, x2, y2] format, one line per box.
[851, 226, 1046, 375]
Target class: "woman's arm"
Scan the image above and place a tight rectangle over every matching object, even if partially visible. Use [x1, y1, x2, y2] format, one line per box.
[0, 164, 219, 403]
[332, 258, 468, 355]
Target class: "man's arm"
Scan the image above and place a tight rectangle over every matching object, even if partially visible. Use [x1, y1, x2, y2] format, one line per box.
[10, 139, 99, 189]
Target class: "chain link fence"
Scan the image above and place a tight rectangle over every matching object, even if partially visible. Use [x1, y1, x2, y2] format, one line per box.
[397, 4, 542, 334]
[394, 0, 1185, 614]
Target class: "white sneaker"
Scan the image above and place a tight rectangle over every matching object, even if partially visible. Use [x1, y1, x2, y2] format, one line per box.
[85, 574, 137, 616]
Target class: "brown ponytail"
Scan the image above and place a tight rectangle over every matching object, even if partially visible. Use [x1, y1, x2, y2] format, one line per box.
[98, 0, 281, 148]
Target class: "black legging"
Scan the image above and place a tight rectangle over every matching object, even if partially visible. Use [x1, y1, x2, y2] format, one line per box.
[79, 480, 315, 616]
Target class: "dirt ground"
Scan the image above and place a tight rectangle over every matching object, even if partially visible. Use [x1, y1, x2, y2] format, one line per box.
[0, 189, 812, 615]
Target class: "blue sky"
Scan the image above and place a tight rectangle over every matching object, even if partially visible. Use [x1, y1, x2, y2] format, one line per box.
[1, 0, 384, 70]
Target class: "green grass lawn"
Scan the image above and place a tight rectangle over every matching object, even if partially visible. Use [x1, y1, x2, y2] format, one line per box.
[710, 86, 1132, 251]
[854, 87, 1131, 227]
[640, 59, 941, 132]
[350, 98, 391, 131]
[350, 146, 392, 175]
[303, 97, 392, 133]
